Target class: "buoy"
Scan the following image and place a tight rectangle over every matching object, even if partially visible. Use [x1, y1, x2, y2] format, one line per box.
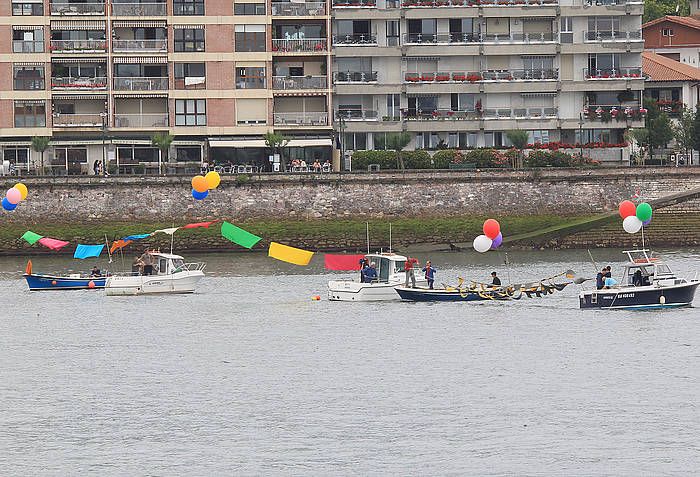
[312, 295, 321, 301]
[51, 280, 57, 286]
[88, 280, 95, 289]
[660, 295, 666, 305]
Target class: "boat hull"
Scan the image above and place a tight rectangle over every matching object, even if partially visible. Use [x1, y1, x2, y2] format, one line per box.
[395, 286, 506, 302]
[24, 273, 106, 291]
[579, 282, 699, 309]
[328, 280, 404, 301]
[105, 271, 204, 296]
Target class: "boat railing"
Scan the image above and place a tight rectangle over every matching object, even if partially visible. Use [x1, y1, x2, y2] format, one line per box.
[182, 262, 206, 272]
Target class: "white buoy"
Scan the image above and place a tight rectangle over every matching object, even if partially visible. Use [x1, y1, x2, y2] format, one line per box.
[660, 295, 666, 305]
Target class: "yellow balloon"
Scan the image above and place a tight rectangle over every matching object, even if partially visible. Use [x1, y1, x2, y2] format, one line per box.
[13, 183, 28, 201]
[205, 171, 221, 190]
[191, 175, 208, 193]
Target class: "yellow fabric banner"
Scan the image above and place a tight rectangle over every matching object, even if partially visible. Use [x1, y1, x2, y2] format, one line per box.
[268, 242, 314, 266]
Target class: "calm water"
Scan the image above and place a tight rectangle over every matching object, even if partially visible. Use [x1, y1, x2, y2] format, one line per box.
[1, 249, 700, 475]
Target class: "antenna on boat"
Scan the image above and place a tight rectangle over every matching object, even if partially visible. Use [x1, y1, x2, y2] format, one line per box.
[170, 222, 175, 255]
[389, 223, 392, 253]
[366, 222, 370, 255]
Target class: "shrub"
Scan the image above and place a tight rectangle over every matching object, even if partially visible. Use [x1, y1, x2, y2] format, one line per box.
[524, 150, 575, 167]
[351, 150, 431, 170]
[431, 149, 458, 169]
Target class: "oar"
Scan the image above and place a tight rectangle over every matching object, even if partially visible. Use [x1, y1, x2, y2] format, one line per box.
[574, 277, 593, 285]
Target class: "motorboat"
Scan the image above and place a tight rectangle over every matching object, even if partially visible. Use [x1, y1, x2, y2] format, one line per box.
[579, 250, 699, 310]
[327, 252, 427, 301]
[105, 252, 205, 296]
[23, 260, 106, 291]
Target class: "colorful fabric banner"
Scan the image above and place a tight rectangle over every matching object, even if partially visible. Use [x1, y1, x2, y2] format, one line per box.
[324, 254, 366, 271]
[268, 242, 314, 266]
[37, 237, 70, 251]
[221, 221, 262, 249]
[110, 239, 132, 254]
[21, 231, 43, 245]
[182, 221, 217, 229]
[122, 234, 151, 241]
[152, 227, 179, 236]
[73, 244, 105, 260]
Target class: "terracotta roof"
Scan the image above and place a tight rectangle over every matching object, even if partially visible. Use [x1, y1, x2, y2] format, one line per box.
[643, 15, 700, 30]
[642, 51, 700, 81]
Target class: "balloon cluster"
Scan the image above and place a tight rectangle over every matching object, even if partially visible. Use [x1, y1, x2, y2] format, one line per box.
[618, 200, 652, 234]
[190, 171, 221, 200]
[2, 183, 28, 211]
[473, 219, 503, 253]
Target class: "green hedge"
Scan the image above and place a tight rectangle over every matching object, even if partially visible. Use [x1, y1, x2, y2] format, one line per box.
[351, 150, 431, 170]
[524, 150, 587, 167]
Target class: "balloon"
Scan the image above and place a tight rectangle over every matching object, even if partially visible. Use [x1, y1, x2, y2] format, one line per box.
[490, 232, 503, 250]
[635, 202, 652, 222]
[618, 200, 636, 219]
[1, 198, 17, 211]
[191, 175, 208, 193]
[13, 183, 28, 201]
[205, 171, 221, 190]
[622, 215, 642, 234]
[643, 216, 652, 226]
[6, 188, 21, 205]
[192, 189, 208, 200]
[483, 219, 500, 240]
[473, 234, 493, 253]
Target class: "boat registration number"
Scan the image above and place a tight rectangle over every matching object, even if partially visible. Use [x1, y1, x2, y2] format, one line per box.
[618, 293, 635, 298]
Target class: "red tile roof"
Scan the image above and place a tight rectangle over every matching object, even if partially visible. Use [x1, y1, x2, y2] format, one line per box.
[642, 51, 700, 81]
[643, 15, 700, 30]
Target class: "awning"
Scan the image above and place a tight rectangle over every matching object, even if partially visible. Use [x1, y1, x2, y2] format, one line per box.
[51, 57, 106, 64]
[52, 94, 107, 100]
[209, 138, 332, 148]
[112, 139, 155, 145]
[13, 25, 43, 31]
[287, 139, 332, 147]
[14, 62, 44, 67]
[112, 21, 166, 28]
[172, 24, 205, 29]
[51, 21, 105, 30]
[403, 57, 440, 61]
[521, 92, 557, 97]
[113, 93, 168, 98]
[113, 57, 167, 64]
[14, 100, 45, 105]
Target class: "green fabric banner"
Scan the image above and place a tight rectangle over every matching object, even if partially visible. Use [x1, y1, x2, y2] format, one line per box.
[21, 231, 43, 245]
[221, 221, 262, 249]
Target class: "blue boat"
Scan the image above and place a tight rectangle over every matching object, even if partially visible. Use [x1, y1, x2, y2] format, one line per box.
[23, 261, 106, 291]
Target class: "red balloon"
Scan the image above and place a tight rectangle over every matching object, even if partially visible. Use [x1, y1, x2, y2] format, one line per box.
[618, 200, 636, 219]
[483, 219, 501, 240]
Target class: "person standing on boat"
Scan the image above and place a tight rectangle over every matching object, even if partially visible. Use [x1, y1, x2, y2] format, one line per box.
[491, 271, 501, 286]
[596, 267, 606, 290]
[363, 262, 378, 283]
[404, 257, 418, 288]
[422, 261, 437, 289]
[359, 257, 369, 282]
[140, 251, 155, 276]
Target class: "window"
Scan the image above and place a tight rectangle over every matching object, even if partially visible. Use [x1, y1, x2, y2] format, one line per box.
[448, 133, 459, 148]
[236, 67, 266, 89]
[407, 19, 436, 42]
[175, 99, 206, 126]
[174, 28, 205, 52]
[235, 25, 266, 52]
[343, 133, 367, 151]
[4, 147, 30, 171]
[13, 2, 43, 15]
[13, 28, 44, 53]
[662, 28, 674, 37]
[588, 53, 620, 73]
[451, 93, 475, 111]
[13, 66, 44, 90]
[54, 147, 87, 175]
[174, 0, 204, 15]
[176, 146, 202, 163]
[386, 21, 400, 46]
[415, 132, 427, 149]
[117, 146, 159, 165]
[234, 3, 266, 14]
[484, 132, 504, 147]
[14, 101, 45, 127]
[174, 62, 205, 89]
[528, 130, 550, 144]
[459, 132, 478, 148]
[560, 17, 573, 43]
[236, 99, 267, 124]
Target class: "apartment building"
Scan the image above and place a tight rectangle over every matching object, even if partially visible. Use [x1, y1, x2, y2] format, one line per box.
[332, 0, 645, 163]
[1, 0, 332, 174]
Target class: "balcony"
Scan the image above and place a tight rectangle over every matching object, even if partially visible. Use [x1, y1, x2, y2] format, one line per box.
[509, 107, 558, 119]
[50, 40, 106, 53]
[332, 0, 376, 7]
[332, 34, 378, 46]
[337, 110, 379, 121]
[405, 109, 480, 120]
[582, 104, 646, 122]
[404, 33, 478, 45]
[113, 39, 167, 53]
[583, 67, 643, 79]
[402, 0, 556, 5]
[113, 77, 168, 91]
[405, 69, 558, 83]
[272, 1, 326, 15]
[13, 41, 44, 53]
[272, 38, 328, 53]
[584, 31, 642, 42]
[405, 108, 557, 120]
[51, 76, 107, 89]
[273, 112, 329, 126]
[334, 71, 378, 83]
[114, 113, 168, 128]
[111, 3, 166, 16]
[53, 113, 104, 127]
[50, 2, 105, 15]
[273, 76, 327, 90]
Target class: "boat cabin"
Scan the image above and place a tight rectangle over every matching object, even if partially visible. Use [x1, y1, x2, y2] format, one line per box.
[366, 253, 407, 283]
[142, 252, 187, 275]
[621, 250, 675, 287]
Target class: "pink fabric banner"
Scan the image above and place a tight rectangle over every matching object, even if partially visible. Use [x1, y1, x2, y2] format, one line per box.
[324, 254, 366, 271]
[37, 237, 70, 251]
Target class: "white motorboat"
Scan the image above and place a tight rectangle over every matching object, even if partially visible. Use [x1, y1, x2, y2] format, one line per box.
[328, 253, 427, 301]
[105, 252, 205, 296]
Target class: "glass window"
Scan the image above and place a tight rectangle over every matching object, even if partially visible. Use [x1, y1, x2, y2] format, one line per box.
[234, 3, 266, 14]
[174, 28, 205, 52]
[13, 66, 44, 90]
[458, 132, 478, 148]
[235, 25, 266, 52]
[4, 148, 30, 170]
[176, 146, 201, 163]
[175, 99, 206, 126]
[174, 0, 204, 15]
[13, 28, 44, 53]
[386, 21, 400, 46]
[528, 130, 550, 144]
[14, 101, 45, 127]
[13, 2, 43, 15]
[386, 94, 400, 118]
[236, 67, 266, 89]
[174, 62, 205, 89]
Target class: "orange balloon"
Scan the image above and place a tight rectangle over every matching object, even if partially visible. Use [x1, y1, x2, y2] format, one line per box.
[191, 175, 208, 193]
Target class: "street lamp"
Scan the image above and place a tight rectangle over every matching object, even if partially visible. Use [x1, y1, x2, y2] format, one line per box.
[100, 111, 108, 176]
[337, 114, 346, 173]
[578, 112, 584, 159]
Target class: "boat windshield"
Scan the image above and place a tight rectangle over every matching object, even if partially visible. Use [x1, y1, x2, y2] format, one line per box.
[655, 263, 672, 276]
[172, 258, 186, 272]
[626, 265, 653, 286]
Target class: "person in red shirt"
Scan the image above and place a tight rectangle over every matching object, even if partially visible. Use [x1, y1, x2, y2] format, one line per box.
[404, 257, 418, 287]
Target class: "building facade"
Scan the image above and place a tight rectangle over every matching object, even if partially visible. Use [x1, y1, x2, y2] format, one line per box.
[642, 16, 700, 68]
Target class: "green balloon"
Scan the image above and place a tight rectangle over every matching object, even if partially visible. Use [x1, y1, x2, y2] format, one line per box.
[636, 202, 653, 222]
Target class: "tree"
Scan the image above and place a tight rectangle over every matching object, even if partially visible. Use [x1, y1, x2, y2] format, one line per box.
[692, 109, 700, 154]
[31, 136, 51, 175]
[264, 132, 290, 171]
[385, 132, 412, 170]
[627, 128, 649, 165]
[643, 0, 689, 23]
[505, 130, 529, 169]
[151, 133, 174, 175]
[648, 112, 674, 156]
[673, 108, 695, 161]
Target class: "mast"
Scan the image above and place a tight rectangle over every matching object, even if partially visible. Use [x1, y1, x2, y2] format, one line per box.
[366, 222, 370, 254]
[389, 223, 392, 253]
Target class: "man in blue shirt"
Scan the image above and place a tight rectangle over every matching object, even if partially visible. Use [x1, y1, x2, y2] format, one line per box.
[363, 262, 378, 283]
[422, 260, 437, 289]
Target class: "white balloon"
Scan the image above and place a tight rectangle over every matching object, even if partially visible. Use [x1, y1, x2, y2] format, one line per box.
[473, 234, 493, 253]
[622, 215, 643, 234]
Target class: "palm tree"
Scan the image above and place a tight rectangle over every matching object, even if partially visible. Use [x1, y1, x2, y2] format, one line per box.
[385, 131, 412, 170]
[264, 132, 290, 171]
[31, 136, 51, 175]
[151, 133, 174, 175]
[505, 130, 529, 169]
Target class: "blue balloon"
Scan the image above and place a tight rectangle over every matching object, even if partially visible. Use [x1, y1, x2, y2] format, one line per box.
[643, 216, 652, 226]
[2, 197, 17, 211]
[192, 189, 208, 200]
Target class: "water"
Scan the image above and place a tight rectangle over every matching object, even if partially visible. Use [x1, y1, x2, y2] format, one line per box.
[2, 249, 700, 475]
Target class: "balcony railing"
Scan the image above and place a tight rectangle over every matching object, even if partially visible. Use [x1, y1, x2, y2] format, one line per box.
[51, 76, 107, 89]
[584, 67, 643, 79]
[403, 32, 555, 44]
[272, 76, 327, 90]
[14, 79, 46, 90]
[483, 33, 555, 43]
[402, 0, 557, 5]
[113, 77, 169, 91]
[52, 113, 104, 127]
[337, 110, 379, 121]
[50, 39, 107, 52]
[113, 39, 167, 52]
[13, 41, 44, 53]
[111, 3, 166, 16]
[271, 1, 326, 15]
[404, 69, 558, 82]
[272, 38, 328, 52]
[114, 113, 168, 128]
[273, 112, 329, 125]
[332, 34, 378, 46]
[405, 109, 481, 120]
[582, 104, 646, 121]
[332, 0, 376, 7]
[585, 30, 642, 41]
[405, 108, 558, 120]
[334, 71, 378, 83]
[50, 2, 105, 15]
